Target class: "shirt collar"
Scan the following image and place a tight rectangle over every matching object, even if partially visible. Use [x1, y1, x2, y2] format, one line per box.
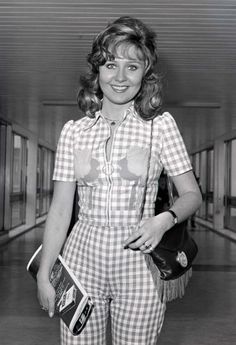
[81, 111, 101, 131]
[126, 103, 146, 124]
[82, 103, 146, 131]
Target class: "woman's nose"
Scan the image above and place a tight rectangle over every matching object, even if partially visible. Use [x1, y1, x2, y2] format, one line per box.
[115, 67, 126, 82]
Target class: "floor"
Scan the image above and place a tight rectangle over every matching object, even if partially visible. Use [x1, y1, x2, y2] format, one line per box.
[0, 223, 236, 345]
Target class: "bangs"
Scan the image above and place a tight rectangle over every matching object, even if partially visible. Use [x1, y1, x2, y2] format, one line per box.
[105, 40, 145, 62]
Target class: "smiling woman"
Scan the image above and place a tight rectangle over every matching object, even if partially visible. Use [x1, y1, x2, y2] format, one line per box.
[78, 16, 162, 120]
[36, 16, 202, 345]
[98, 46, 145, 115]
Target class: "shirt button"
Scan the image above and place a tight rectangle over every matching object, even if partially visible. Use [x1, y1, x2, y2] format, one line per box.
[102, 164, 114, 175]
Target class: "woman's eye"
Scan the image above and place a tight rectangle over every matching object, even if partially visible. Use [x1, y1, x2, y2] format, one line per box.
[128, 65, 138, 71]
[106, 63, 116, 69]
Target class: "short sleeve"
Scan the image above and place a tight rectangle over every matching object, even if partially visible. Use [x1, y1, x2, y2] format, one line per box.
[159, 112, 192, 176]
[53, 120, 76, 182]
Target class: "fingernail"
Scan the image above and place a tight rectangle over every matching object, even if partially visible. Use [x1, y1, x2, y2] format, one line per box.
[49, 312, 53, 318]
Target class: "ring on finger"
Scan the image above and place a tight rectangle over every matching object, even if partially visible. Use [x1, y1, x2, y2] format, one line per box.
[140, 243, 149, 251]
[145, 243, 153, 251]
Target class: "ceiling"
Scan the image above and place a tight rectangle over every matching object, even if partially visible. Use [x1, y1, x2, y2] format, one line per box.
[0, 0, 236, 149]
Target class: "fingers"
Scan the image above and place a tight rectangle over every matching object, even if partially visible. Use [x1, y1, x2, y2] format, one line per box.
[126, 239, 154, 253]
[38, 286, 55, 318]
[48, 297, 55, 318]
[123, 227, 154, 252]
[123, 228, 142, 249]
[40, 300, 54, 317]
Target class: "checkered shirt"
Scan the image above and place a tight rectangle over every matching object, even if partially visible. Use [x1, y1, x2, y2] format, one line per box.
[53, 106, 192, 227]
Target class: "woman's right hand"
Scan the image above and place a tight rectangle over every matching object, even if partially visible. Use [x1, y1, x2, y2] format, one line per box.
[37, 274, 56, 318]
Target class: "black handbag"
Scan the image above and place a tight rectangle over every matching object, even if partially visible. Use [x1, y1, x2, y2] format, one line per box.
[150, 219, 198, 281]
[150, 175, 198, 281]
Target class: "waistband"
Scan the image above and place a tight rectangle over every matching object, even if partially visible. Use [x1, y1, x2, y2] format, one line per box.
[77, 215, 140, 229]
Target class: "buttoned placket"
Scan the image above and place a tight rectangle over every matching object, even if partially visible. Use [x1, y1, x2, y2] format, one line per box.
[82, 106, 147, 226]
[103, 120, 121, 226]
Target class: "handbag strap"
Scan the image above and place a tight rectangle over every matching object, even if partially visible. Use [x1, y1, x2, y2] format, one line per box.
[166, 173, 175, 207]
[140, 119, 175, 219]
[140, 120, 153, 221]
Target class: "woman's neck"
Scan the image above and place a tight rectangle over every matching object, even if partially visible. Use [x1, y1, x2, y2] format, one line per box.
[101, 100, 132, 121]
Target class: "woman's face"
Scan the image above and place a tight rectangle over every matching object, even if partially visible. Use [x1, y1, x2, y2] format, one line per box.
[99, 44, 145, 108]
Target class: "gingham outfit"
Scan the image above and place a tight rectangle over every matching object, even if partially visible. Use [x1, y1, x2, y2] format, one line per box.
[53, 106, 192, 345]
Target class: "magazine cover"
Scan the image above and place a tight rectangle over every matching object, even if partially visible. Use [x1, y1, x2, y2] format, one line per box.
[27, 245, 94, 336]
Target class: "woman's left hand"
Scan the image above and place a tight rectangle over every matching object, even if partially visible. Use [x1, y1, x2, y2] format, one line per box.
[123, 212, 172, 253]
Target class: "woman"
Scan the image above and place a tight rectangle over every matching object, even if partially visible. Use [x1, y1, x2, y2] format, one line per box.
[37, 16, 202, 345]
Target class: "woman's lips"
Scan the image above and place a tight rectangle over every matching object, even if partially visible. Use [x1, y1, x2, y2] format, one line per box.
[111, 85, 129, 92]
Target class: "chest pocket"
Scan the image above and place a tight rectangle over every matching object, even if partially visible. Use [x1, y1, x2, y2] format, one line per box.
[74, 148, 100, 185]
[117, 146, 149, 185]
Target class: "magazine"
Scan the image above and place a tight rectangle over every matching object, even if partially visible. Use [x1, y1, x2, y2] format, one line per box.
[27, 245, 94, 336]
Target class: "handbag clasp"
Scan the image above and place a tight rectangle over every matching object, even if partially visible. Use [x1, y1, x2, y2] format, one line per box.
[176, 251, 188, 267]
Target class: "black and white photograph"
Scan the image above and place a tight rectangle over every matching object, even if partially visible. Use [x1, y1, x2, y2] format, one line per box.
[0, 1, 236, 344]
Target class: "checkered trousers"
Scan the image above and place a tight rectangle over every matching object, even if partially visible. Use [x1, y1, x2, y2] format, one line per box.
[61, 220, 166, 345]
